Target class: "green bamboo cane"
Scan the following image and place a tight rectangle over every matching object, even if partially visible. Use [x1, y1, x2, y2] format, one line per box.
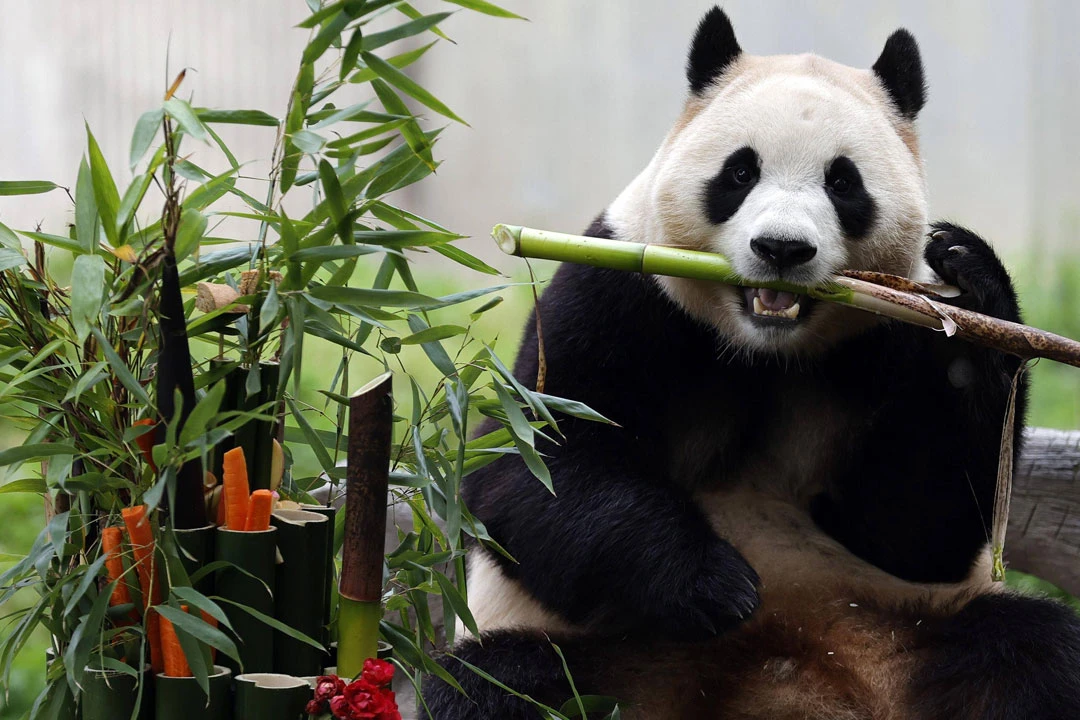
[337, 372, 393, 679]
[493, 224, 1080, 369]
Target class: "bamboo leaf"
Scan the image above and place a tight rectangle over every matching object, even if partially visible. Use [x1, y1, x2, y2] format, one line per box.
[349, 41, 437, 84]
[174, 209, 207, 262]
[164, 97, 209, 140]
[169, 586, 233, 631]
[0, 180, 58, 196]
[400, 324, 467, 345]
[362, 51, 467, 125]
[215, 597, 326, 652]
[432, 243, 501, 275]
[91, 327, 151, 407]
[359, 12, 452, 53]
[70, 254, 107, 342]
[432, 569, 479, 636]
[130, 108, 164, 167]
[0, 248, 26, 273]
[341, 26, 364, 81]
[85, 124, 121, 246]
[444, 0, 526, 19]
[74, 157, 99, 252]
[18, 230, 82, 253]
[0, 478, 47, 495]
[292, 129, 326, 154]
[155, 603, 242, 666]
[195, 109, 279, 126]
[302, 9, 352, 65]
[117, 171, 153, 233]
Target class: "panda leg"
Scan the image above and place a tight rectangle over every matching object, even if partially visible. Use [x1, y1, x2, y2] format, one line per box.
[912, 593, 1080, 719]
[422, 631, 578, 720]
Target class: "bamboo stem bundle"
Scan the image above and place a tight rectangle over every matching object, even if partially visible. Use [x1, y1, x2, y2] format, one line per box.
[337, 372, 393, 679]
[493, 225, 1080, 369]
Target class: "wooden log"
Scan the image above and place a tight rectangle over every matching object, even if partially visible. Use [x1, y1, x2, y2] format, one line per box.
[1007, 427, 1080, 595]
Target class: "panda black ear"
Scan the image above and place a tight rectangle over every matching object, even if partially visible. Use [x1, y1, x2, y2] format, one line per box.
[872, 29, 926, 119]
[687, 7, 742, 95]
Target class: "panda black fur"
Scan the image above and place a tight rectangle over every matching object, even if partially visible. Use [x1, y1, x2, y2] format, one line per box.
[424, 8, 1080, 719]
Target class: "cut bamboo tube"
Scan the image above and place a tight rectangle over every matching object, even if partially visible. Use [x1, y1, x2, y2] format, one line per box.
[175, 524, 216, 596]
[215, 527, 277, 673]
[270, 510, 330, 676]
[300, 504, 337, 651]
[493, 224, 1080, 369]
[233, 673, 313, 720]
[154, 665, 232, 720]
[337, 372, 393, 679]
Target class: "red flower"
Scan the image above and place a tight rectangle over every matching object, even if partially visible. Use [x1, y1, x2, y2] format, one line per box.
[315, 675, 347, 703]
[328, 680, 400, 720]
[360, 658, 395, 688]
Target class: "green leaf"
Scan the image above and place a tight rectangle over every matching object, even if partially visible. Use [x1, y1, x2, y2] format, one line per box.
[353, 229, 461, 247]
[155, 603, 242, 666]
[0, 180, 58, 196]
[349, 41, 437, 84]
[214, 597, 325, 652]
[117, 171, 153, 234]
[75, 157, 99, 252]
[258, 280, 281, 336]
[432, 569, 479, 636]
[164, 97, 209, 141]
[0, 220, 19, 249]
[308, 285, 439, 309]
[179, 380, 226, 447]
[400, 324, 466, 345]
[286, 396, 336, 478]
[70, 254, 106, 342]
[433, 243, 501, 275]
[130, 108, 164, 168]
[534, 393, 616, 425]
[91, 327, 151, 407]
[86, 124, 121, 246]
[18, 230, 82, 253]
[302, 9, 352, 65]
[370, 80, 434, 169]
[174, 209, 207, 262]
[169, 586, 233, 631]
[0, 478, 47, 495]
[195, 109, 279, 126]
[318, 159, 347, 227]
[445, 0, 527, 18]
[341, 26, 365, 81]
[359, 12, 452, 54]
[0, 248, 26, 273]
[292, 129, 326, 154]
[361, 51, 468, 125]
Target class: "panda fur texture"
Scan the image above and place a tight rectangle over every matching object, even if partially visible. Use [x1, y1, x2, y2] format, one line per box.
[423, 8, 1080, 719]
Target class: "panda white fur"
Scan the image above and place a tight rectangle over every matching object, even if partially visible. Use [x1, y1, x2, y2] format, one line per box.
[424, 8, 1080, 719]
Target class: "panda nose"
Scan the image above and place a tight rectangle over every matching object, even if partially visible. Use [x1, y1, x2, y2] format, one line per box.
[750, 236, 818, 272]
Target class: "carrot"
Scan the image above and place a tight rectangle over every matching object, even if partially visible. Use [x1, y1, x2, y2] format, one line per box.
[131, 418, 157, 472]
[100, 527, 132, 608]
[200, 610, 219, 662]
[121, 505, 164, 672]
[160, 605, 192, 677]
[244, 489, 274, 531]
[222, 447, 250, 531]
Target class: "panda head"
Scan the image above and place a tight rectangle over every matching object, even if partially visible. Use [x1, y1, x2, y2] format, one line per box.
[608, 7, 929, 355]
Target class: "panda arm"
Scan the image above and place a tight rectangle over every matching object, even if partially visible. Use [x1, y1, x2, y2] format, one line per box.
[814, 224, 1026, 583]
[465, 261, 759, 637]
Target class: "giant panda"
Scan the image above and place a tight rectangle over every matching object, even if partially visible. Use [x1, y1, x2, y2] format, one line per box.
[423, 8, 1080, 719]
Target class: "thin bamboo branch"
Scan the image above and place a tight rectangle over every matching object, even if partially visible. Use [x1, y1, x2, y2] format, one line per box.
[493, 224, 1080, 369]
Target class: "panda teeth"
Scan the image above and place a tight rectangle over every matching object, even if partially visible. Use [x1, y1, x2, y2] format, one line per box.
[752, 296, 802, 319]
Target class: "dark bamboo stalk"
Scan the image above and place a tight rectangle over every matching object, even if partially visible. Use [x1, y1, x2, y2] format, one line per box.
[337, 372, 393, 678]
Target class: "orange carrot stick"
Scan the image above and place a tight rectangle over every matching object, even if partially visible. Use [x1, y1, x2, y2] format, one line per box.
[101, 527, 132, 608]
[200, 610, 219, 662]
[244, 489, 274, 532]
[121, 505, 164, 672]
[160, 606, 192, 677]
[131, 418, 157, 472]
[222, 447, 250, 531]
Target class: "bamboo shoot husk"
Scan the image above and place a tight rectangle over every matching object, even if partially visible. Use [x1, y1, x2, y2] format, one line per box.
[337, 372, 393, 679]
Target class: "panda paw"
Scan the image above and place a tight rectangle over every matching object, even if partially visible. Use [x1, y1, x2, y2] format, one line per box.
[660, 539, 761, 639]
[924, 222, 1021, 322]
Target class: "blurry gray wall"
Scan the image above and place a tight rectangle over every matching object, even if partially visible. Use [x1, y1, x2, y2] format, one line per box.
[1, 1, 1078, 261]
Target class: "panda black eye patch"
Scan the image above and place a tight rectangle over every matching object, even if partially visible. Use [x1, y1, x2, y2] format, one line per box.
[703, 146, 760, 224]
[824, 156, 876, 239]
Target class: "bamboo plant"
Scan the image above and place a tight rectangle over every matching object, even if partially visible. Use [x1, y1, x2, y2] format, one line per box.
[0, 3, 617, 719]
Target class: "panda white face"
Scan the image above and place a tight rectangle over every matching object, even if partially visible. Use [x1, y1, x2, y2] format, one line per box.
[606, 15, 930, 355]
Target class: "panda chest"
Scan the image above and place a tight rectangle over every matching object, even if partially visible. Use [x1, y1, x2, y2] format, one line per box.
[664, 377, 855, 503]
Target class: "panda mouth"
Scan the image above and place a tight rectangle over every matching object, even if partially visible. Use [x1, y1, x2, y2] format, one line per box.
[741, 287, 807, 324]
